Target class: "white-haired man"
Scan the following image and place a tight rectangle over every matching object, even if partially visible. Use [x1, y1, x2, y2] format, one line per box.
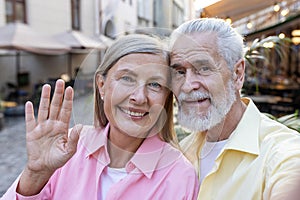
[170, 18, 300, 199]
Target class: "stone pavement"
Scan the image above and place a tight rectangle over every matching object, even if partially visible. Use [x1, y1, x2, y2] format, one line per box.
[0, 116, 27, 196]
[0, 94, 94, 197]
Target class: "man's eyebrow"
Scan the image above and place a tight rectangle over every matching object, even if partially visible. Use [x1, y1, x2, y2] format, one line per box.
[170, 63, 182, 69]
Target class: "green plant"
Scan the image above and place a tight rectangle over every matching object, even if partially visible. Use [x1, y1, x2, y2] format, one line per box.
[264, 110, 300, 133]
[175, 125, 192, 141]
[244, 36, 291, 93]
[245, 36, 290, 67]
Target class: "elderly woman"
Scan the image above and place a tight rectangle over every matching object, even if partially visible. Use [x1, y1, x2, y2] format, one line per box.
[2, 34, 198, 200]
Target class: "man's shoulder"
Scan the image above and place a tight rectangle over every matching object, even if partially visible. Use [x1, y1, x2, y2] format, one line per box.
[259, 114, 300, 141]
[258, 114, 300, 162]
[179, 132, 199, 150]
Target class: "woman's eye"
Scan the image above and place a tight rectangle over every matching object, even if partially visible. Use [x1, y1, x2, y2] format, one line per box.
[148, 82, 161, 89]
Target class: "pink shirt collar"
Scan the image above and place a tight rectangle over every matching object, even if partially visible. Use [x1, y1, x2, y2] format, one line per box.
[82, 124, 165, 179]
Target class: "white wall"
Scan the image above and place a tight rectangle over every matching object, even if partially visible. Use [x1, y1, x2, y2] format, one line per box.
[81, 0, 96, 36]
[28, 0, 96, 36]
[154, 0, 172, 29]
[137, 0, 153, 27]
[27, 0, 71, 35]
[116, 0, 137, 35]
[0, 0, 5, 26]
[184, 0, 196, 21]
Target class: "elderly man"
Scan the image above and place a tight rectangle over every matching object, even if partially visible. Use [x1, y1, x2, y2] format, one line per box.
[170, 18, 300, 199]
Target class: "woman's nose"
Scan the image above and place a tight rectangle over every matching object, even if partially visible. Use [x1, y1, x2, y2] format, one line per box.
[129, 85, 147, 104]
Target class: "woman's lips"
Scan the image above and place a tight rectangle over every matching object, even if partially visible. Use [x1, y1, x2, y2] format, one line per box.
[120, 107, 149, 120]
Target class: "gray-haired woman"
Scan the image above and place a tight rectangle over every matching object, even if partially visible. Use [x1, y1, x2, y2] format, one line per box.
[2, 34, 199, 200]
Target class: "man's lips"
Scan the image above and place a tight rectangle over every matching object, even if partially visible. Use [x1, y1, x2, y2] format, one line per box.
[183, 97, 209, 103]
[181, 98, 210, 107]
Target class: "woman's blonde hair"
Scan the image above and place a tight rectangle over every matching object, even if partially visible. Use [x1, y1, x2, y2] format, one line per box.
[94, 34, 176, 144]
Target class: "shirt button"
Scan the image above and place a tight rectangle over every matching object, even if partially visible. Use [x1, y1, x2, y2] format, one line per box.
[127, 163, 135, 171]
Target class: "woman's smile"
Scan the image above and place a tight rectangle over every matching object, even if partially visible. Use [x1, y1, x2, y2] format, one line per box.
[119, 107, 149, 120]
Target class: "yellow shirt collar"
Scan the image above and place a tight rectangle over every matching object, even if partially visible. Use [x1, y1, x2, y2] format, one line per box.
[224, 97, 260, 156]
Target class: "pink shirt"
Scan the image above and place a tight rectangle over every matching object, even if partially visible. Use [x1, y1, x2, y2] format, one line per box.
[2, 125, 199, 200]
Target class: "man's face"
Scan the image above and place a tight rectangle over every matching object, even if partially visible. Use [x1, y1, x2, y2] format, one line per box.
[170, 32, 237, 132]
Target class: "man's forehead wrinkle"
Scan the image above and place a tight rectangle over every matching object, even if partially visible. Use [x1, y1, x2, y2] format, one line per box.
[170, 53, 209, 68]
[171, 48, 211, 61]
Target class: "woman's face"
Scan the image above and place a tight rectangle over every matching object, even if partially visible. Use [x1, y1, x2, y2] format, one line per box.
[98, 53, 170, 138]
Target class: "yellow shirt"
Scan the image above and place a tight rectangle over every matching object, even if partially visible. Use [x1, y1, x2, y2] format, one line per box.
[180, 98, 300, 200]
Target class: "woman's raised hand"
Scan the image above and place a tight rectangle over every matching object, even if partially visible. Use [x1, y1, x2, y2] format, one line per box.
[25, 79, 82, 174]
[17, 80, 83, 196]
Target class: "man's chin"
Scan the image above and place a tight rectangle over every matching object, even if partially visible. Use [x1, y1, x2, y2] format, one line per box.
[177, 111, 227, 133]
[178, 115, 209, 132]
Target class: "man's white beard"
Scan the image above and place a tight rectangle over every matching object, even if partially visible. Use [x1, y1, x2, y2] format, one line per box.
[177, 79, 236, 132]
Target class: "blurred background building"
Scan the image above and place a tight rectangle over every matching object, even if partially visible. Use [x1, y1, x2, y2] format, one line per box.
[196, 0, 300, 118]
[0, 0, 299, 118]
[0, 0, 193, 114]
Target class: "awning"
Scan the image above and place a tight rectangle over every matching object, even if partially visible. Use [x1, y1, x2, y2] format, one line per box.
[245, 13, 300, 40]
[0, 22, 70, 55]
[53, 30, 107, 50]
[204, 0, 295, 22]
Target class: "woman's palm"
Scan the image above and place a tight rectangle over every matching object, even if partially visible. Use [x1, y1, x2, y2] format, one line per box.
[25, 80, 82, 173]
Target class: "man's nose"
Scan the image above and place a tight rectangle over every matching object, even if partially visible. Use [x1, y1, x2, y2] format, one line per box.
[181, 69, 201, 93]
[129, 85, 147, 104]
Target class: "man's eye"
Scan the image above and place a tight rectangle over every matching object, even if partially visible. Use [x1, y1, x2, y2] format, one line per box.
[121, 76, 134, 82]
[195, 65, 213, 75]
[172, 69, 186, 76]
[198, 66, 210, 72]
[177, 70, 186, 75]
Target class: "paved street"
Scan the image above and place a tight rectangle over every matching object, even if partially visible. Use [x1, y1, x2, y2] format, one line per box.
[0, 93, 94, 197]
[0, 116, 26, 196]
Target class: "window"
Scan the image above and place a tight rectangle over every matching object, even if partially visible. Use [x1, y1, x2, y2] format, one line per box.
[153, 0, 157, 26]
[138, 0, 151, 26]
[5, 0, 27, 23]
[172, 2, 184, 28]
[71, 0, 81, 30]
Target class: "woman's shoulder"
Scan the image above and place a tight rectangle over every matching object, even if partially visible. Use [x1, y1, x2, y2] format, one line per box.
[156, 142, 199, 188]
[67, 125, 107, 159]
[160, 142, 196, 172]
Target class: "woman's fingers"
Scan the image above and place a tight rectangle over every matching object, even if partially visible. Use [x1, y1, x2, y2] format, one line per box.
[49, 80, 65, 120]
[35, 79, 74, 131]
[37, 84, 51, 123]
[25, 101, 36, 133]
[58, 86, 74, 125]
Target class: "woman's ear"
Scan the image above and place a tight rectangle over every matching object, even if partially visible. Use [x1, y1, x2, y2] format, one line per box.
[233, 59, 245, 90]
[96, 74, 105, 98]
